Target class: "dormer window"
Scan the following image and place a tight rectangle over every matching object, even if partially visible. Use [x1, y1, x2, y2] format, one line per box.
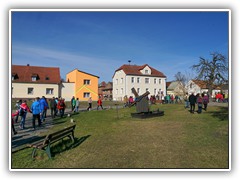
[12, 73, 18, 80]
[45, 77, 50, 80]
[32, 76, 37, 81]
[31, 73, 39, 81]
[145, 70, 149, 74]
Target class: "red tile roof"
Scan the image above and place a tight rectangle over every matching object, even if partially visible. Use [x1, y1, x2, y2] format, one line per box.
[114, 64, 166, 77]
[192, 80, 208, 89]
[12, 65, 61, 84]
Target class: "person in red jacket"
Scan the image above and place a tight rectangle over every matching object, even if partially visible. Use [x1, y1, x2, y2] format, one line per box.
[57, 98, 66, 117]
[97, 97, 103, 110]
[19, 100, 32, 129]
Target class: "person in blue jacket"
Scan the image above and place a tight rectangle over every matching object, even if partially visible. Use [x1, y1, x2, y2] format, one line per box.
[39, 96, 49, 122]
[31, 97, 42, 130]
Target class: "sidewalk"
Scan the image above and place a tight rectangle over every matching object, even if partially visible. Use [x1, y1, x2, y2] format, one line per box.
[11, 108, 86, 152]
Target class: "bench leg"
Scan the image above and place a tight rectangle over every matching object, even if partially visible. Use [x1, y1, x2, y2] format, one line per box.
[32, 148, 37, 159]
[45, 145, 52, 159]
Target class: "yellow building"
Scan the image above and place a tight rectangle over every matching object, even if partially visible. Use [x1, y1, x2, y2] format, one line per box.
[66, 69, 99, 101]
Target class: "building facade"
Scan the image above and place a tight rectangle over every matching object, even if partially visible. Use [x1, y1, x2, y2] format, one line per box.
[98, 81, 113, 100]
[12, 65, 61, 99]
[66, 69, 99, 101]
[112, 64, 166, 101]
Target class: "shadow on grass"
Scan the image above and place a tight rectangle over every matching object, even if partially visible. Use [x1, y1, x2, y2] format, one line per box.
[51, 135, 91, 158]
[208, 106, 229, 121]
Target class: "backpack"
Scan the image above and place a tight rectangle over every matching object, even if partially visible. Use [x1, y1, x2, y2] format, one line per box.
[19, 108, 25, 116]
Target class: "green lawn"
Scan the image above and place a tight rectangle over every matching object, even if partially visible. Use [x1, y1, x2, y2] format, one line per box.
[11, 103, 229, 169]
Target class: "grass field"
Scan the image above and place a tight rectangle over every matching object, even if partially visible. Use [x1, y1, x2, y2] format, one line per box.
[11, 103, 229, 169]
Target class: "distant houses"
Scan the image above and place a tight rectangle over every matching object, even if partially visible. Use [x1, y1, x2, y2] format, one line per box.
[11, 64, 228, 102]
[112, 64, 167, 101]
[98, 81, 113, 100]
[166, 81, 185, 96]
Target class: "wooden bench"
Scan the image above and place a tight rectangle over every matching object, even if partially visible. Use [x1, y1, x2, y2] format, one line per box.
[28, 124, 76, 159]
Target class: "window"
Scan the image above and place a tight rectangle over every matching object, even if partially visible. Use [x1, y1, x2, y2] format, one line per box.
[84, 92, 90, 98]
[28, 88, 34, 95]
[137, 88, 140, 94]
[121, 88, 123, 94]
[46, 88, 54, 95]
[131, 77, 134, 83]
[137, 77, 140, 83]
[116, 79, 118, 84]
[146, 88, 149, 92]
[145, 78, 149, 84]
[45, 77, 50, 80]
[154, 78, 156, 84]
[154, 89, 157, 94]
[84, 79, 90, 85]
[12, 75, 15, 81]
[32, 76, 37, 81]
[116, 89, 118, 94]
[145, 70, 149, 74]
[159, 79, 162, 84]
[120, 78, 123, 84]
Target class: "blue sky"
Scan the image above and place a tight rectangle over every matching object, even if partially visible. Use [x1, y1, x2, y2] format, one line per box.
[11, 10, 229, 82]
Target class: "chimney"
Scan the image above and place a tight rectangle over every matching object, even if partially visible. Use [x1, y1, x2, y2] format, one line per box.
[27, 64, 30, 66]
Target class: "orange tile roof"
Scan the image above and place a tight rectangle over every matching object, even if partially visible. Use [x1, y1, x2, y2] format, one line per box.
[12, 65, 61, 84]
[114, 64, 166, 77]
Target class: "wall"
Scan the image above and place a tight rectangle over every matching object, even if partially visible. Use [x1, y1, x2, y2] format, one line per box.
[61, 82, 75, 101]
[113, 70, 166, 101]
[66, 69, 99, 101]
[12, 83, 59, 99]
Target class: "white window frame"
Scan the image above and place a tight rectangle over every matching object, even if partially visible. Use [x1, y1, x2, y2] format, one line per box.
[46, 88, 54, 95]
[31, 76, 37, 81]
[145, 78, 150, 84]
[84, 79, 90, 85]
[131, 77, 135, 83]
[84, 92, 90, 98]
[159, 79, 162, 84]
[137, 77, 140, 83]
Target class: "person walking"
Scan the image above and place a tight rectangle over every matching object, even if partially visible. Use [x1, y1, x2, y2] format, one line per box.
[50, 97, 57, 119]
[19, 100, 32, 129]
[39, 96, 48, 122]
[97, 97, 103, 110]
[72, 97, 76, 112]
[75, 98, 80, 112]
[31, 97, 42, 130]
[189, 93, 196, 114]
[14, 99, 22, 123]
[71, 96, 75, 111]
[203, 93, 209, 111]
[57, 98, 66, 118]
[184, 93, 189, 108]
[196, 93, 203, 114]
[87, 97, 92, 111]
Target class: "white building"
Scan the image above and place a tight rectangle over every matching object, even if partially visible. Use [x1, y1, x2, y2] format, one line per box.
[112, 64, 167, 101]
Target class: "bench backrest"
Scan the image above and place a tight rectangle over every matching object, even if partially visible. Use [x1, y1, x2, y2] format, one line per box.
[42, 124, 76, 145]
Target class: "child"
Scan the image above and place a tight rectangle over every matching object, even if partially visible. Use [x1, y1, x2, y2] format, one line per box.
[11, 111, 19, 135]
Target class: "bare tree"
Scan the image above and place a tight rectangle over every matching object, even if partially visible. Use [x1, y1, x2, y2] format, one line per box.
[191, 52, 228, 96]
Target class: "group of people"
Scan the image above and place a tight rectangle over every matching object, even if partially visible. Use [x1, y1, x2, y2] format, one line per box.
[184, 92, 210, 114]
[11, 96, 67, 134]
